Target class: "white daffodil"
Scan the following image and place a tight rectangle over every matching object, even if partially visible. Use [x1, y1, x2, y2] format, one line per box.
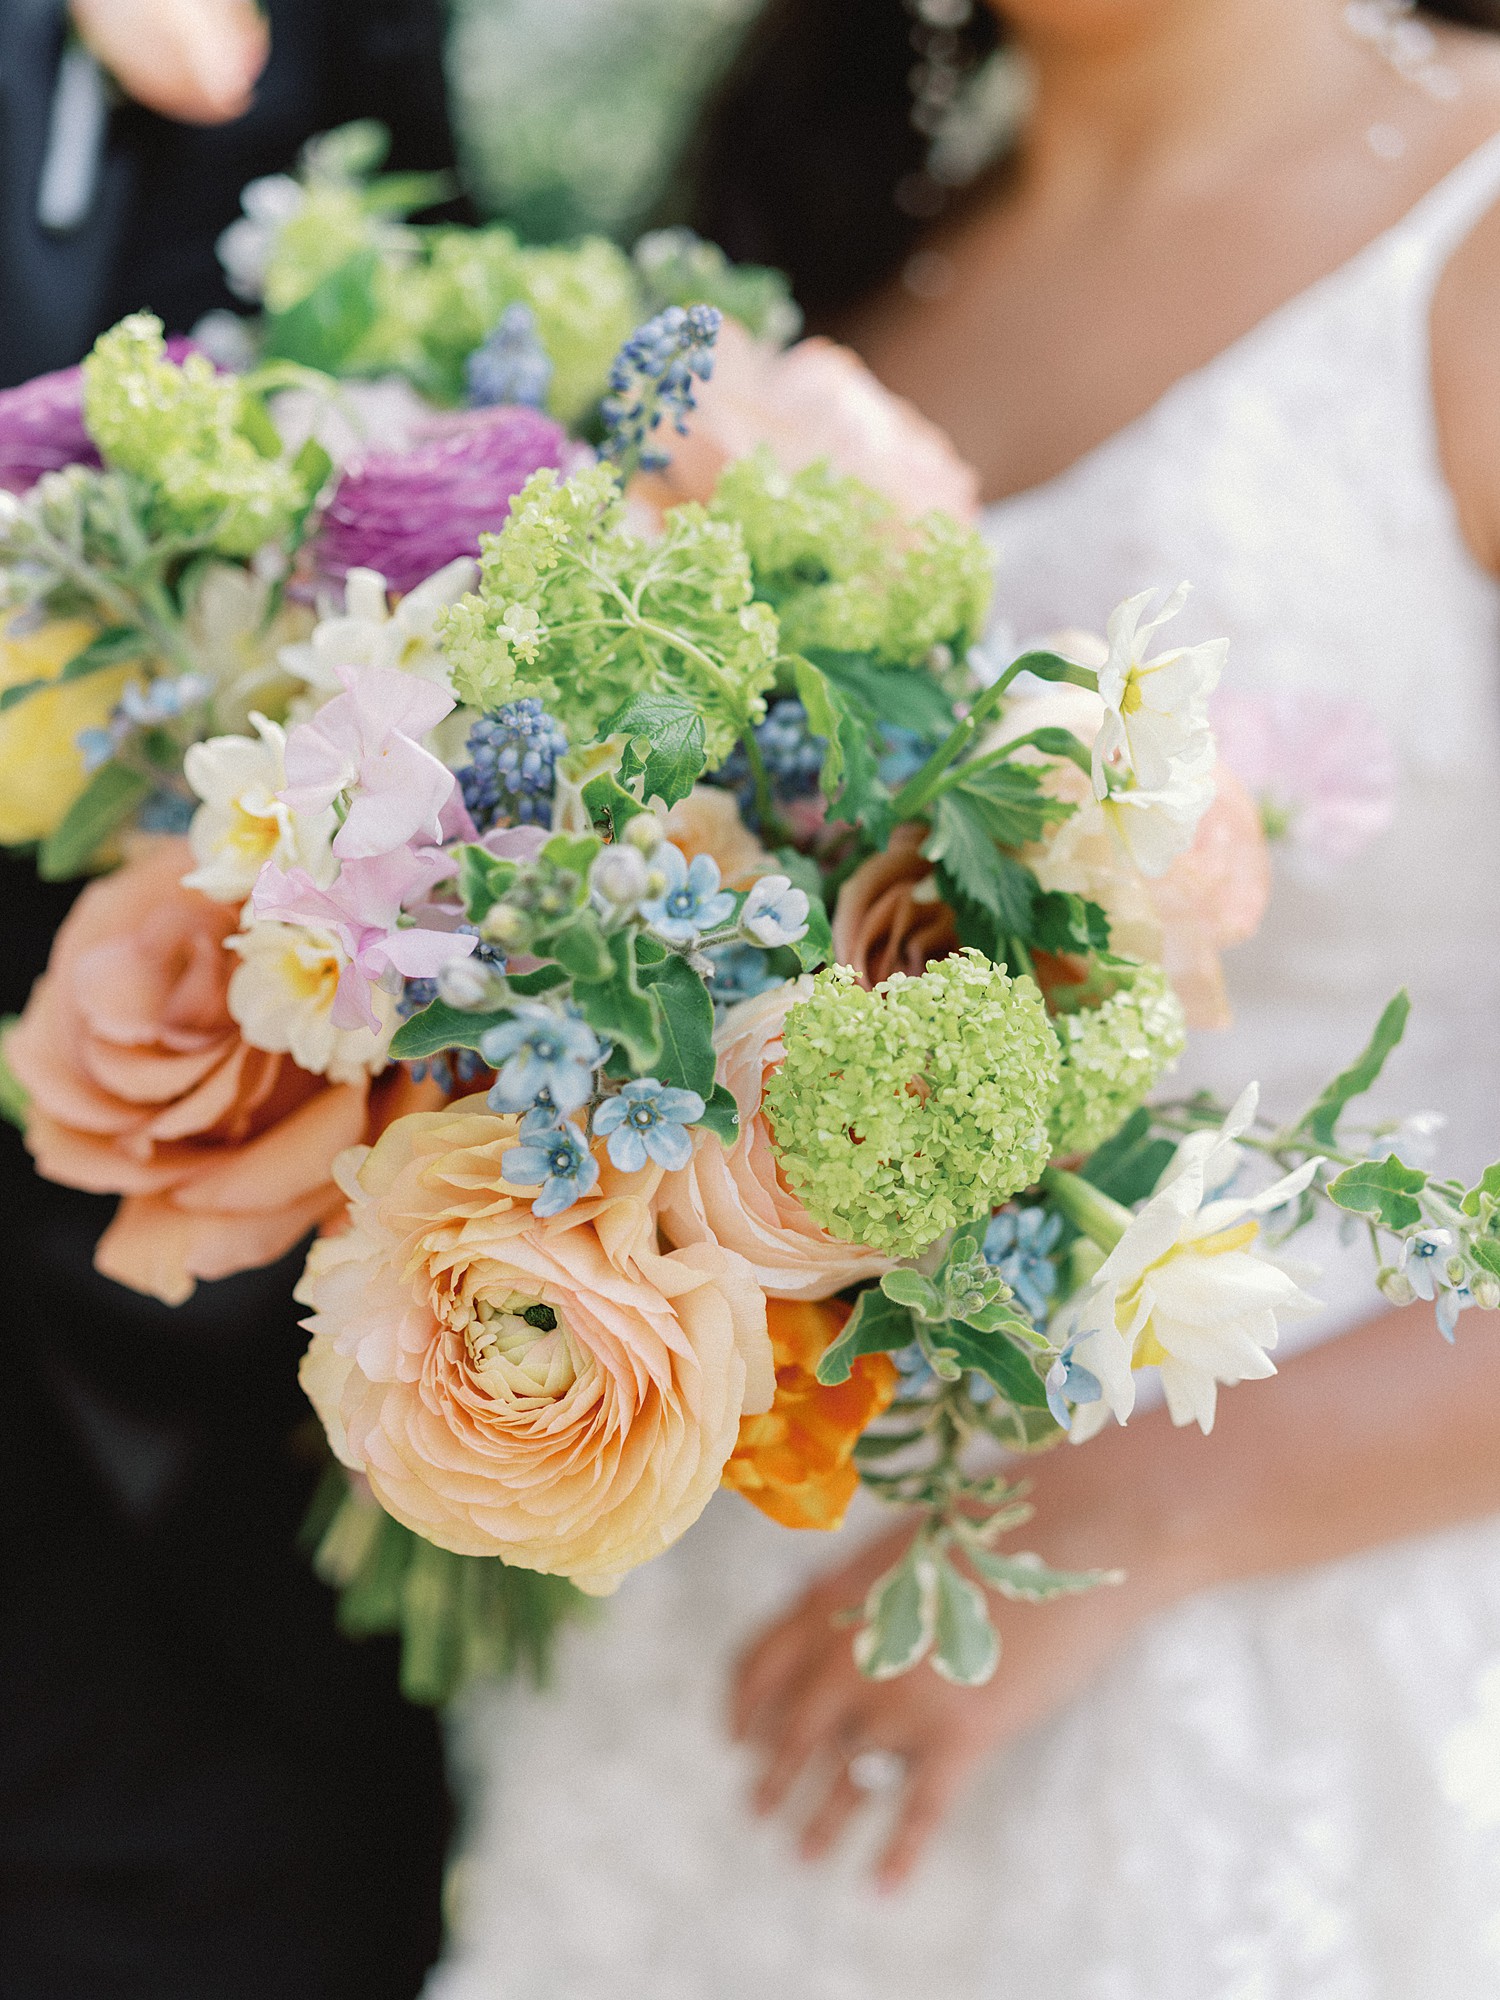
[1092, 584, 1226, 876]
[280, 559, 477, 700]
[1058, 1086, 1322, 1438]
[226, 917, 394, 1083]
[181, 560, 314, 734]
[182, 713, 336, 902]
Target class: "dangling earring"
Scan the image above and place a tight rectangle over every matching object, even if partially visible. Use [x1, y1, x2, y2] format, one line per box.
[1342, 0, 1460, 101]
[898, 0, 1030, 223]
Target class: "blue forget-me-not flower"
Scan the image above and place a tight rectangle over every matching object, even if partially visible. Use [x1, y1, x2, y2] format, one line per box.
[593, 1079, 705, 1173]
[502, 1111, 600, 1217]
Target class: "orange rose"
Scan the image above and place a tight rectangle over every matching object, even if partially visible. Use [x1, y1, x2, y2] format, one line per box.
[632, 319, 980, 522]
[663, 784, 773, 890]
[830, 820, 959, 987]
[6, 838, 413, 1304]
[297, 1097, 773, 1591]
[723, 1298, 899, 1531]
[655, 981, 891, 1300]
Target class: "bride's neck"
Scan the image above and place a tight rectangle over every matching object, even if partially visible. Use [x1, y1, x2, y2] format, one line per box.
[1007, 0, 1372, 197]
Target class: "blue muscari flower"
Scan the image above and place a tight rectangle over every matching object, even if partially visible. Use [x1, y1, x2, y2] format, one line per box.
[465, 302, 554, 411]
[502, 1112, 599, 1218]
[458, 699, 568, 831]
[704, 941, 783, 1011]
[984, 1206, 1063, 1323]
[715, 698, 825, 820]
[639, 842, 735, 945]
[481, 1004, 602, 1117]
[600, 304, 721, 472]
[1044, 1346, 1104, 1430]
[593, 1079, 705, 1173]
[406, 1047, 486, 1092]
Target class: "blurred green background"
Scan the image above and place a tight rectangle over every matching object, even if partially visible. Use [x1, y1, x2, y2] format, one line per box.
[445, 0, 758, 244]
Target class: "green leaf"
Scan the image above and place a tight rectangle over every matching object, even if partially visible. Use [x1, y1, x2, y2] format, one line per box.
[607, 691, 708, 808]
[639, 952, 717, 1095]
[929, 1555, 1001, 1686]
[1302, 991, 1411, 1147]
[955, 1531, 1124, 1603]
[291, 433, 334, 501]
[263, 247, 382, 373]
[926, 800, 1038, 932]
[924, 1320, 1052, 1407]
[571, 929, 661, 1072]
[881, 1268, 944, 1319]
[540, 830, 602, 878]
[456, 844, 519, 924]
[788, 893, 833, 973]
[947, 760, 1073, 849]
[533, 909, 611, 983]
[697, 1081, 740, 1146]
[1461, 1163, 1500, 1217]
[389, 1001, 515, 1062]
[787, 654, 846, 794]
[1080, 1107, 1176, 1206]
[816, 1286, 915, 1385]
[1471, 1238, 1500, 1281]
[0, 1016, 27, 1130]
[37, 763, 151, 880]
[581, 769, 648, 837]
[852, 1547, 937, 1679]
[1031, 890, 1112, 957]
[811, 649, 957, 739]
[504, 964, 569, 998]
[0, 626, 152, 714]
[1327, 1153, 1428, 1231]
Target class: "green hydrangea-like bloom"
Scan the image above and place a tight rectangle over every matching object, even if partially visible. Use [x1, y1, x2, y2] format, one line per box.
[81, 314, 307, 558]
[710, 450, 993, 668]
[1049, 960, 1186, 1158]
[764, 951, 1059, 1259]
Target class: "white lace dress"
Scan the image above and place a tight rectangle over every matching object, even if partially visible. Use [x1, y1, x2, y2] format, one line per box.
[425, 138, 1500, 2000]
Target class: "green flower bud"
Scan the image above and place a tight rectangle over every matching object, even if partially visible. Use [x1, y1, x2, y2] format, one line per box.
[1049, 960, 1186, 1158]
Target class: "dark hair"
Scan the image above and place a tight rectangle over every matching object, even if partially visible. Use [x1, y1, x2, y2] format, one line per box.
[680, 0, 1500, 327]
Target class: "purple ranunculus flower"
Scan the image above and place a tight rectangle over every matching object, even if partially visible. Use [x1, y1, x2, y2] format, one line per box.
[0, 336, 203, 495]
[313, 405, 570, 595]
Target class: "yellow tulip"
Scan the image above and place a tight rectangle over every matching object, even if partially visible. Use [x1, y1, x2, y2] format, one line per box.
[0, 618, 135, 846]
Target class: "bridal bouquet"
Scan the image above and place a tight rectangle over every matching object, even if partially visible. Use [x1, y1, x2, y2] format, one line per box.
[3, 141, 1495, 1704]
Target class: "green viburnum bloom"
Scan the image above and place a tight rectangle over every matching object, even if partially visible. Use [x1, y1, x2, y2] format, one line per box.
[1048, 960, 1187, 1158]
[709, 450, 993, 668]
[764, 951, 1059, 1260]
[81, 314, 307, 558]
[442, 463, 779, 763]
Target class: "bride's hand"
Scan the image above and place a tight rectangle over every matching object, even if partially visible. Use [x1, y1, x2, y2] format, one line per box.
[730, 1419, 1202, 1890]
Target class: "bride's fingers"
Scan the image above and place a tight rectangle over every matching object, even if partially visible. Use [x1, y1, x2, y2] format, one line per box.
[751, 1675, 854, 1816]
[730, 1612, 820, 1742]
[798, 1765, 865, 1861]
[873, 1752, 966, 1893]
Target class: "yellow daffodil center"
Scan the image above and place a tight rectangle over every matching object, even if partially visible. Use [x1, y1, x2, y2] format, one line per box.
[227, 798, 282, 865]
[277, 934, 342, 1010]
[1118, 1218, 1261, 1368]
[465, 1294, 579, 1406]
[1121, 675, 1146, 715]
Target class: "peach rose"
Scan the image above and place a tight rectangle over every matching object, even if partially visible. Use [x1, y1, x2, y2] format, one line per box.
[655, 981, 891, 1300]
[830, 821, 959, 987]
[723, 1298, 899, 1532]
[296, 1096, 773, 1591]
[662, 784, 773, 890]
[632, 320, 980, 522]
[6, 838, 406, 1305]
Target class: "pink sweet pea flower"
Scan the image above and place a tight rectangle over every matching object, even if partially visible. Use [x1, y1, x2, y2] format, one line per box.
[280, 663, 457, 860]
[253, 847, 476, 1032]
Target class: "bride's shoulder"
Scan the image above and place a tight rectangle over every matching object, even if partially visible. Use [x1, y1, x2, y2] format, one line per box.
[1430, 78, 1500, 576]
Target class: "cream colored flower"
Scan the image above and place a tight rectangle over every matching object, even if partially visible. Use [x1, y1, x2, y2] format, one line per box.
[1092, 586, 1225, 876]
[280, 558, 477, 698]
[297, 1098, 773, 1592]
[1060, 1087, 1321, 1438]
[181, 559, 313, 733]
[182, 712, 336, 902]
[226, 917, 393, 1083]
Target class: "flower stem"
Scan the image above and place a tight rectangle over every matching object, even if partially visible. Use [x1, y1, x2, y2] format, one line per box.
[888, 651, 1097, 823]
[740, 725, 791, 845]
[1039, 1166, 1134, 1254]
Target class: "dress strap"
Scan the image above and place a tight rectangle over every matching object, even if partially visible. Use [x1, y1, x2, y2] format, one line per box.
[1386, 126, 1500, 293]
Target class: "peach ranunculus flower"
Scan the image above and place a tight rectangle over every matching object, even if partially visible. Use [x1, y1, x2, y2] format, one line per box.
[631, 319, 980, 522]
[655, 981, 891, 1300]
[997, 682, 1271, 1029]
[662, 784, 773, 890]
[830, 821, 960, 988]
[723, 1297, 900, 1531]
[296, 1096, 774, 1592]
[6, 838, 408, 1304]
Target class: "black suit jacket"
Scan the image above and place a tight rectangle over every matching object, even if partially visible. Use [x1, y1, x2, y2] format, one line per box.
[0, 8, 460, 1993]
